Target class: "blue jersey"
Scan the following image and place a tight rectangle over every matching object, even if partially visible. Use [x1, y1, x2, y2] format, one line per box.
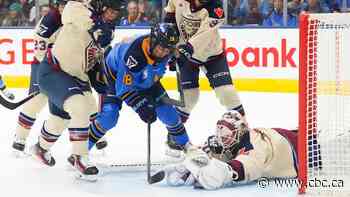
[105, 35, 168, 98]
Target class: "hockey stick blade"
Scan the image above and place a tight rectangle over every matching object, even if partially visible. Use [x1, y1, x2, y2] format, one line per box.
[149, 170, 166, 184]
[0, 91, 39, 110]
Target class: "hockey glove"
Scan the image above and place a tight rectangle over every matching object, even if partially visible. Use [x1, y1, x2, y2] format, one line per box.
[87, 65, 109, 94]
[185, 145, 210, 167]
[177, 43, 194, 65]
[89, 19, 115, 48]
[167, 56, 177, 72]
[124, 93, 157, 124]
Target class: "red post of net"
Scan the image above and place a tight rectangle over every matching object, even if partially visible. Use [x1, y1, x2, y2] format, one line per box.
[298, 13, 309, 194]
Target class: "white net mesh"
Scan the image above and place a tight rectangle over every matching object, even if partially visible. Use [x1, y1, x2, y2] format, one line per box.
[302, 13, 350, 194]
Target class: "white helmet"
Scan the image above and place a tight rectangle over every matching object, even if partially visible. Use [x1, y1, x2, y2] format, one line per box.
[215, 110, 248, 151]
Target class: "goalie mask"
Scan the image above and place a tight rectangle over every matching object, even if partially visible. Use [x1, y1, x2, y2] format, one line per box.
[215, 110, 248, 156]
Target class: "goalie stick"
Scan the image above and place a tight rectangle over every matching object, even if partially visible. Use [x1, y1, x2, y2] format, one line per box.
[0, 91, 39, 110]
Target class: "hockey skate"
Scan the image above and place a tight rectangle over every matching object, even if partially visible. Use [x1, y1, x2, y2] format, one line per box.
[12, 135, 28, 158]
[30, 143, 56, 167]
[0, 88, 15, 100]
[95, 137, 108, 150]
[164, 140, 185, 164]
[68, 154, 99, 182]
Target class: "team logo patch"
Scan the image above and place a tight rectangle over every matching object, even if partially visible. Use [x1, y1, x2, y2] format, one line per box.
[85, 41, 102, 72]
[214, 8, 224, 18]
[126, 56, 138, 68]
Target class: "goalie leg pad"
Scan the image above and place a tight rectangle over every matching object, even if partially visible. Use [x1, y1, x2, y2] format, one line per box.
[165, 164, 195, 186]
[184, 157, 234, 190]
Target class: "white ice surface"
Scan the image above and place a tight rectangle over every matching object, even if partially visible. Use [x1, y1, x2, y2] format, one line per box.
[0, 89, 300, 197]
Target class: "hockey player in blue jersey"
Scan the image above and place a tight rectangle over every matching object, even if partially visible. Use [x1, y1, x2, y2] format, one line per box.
[85, 23, 195, 157]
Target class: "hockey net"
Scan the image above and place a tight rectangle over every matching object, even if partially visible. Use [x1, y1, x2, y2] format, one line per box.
[298, 13, 350, 195]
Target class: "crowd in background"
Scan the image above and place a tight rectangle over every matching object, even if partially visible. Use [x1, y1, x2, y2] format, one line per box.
[0, 0, 349, 27]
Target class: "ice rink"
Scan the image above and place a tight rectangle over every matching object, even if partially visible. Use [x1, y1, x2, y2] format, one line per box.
[0, 89, 300, 197]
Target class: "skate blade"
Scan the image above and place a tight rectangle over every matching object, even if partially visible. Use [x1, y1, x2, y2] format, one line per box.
[11, 149, 31, 158]
[74, 171, 98, 182]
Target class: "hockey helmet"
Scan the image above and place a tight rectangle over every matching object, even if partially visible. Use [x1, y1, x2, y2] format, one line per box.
[150, 23, 179, 52]
[55, 0, 68, 4]
[198, 0, 211, 5]
[215, 110, 248, 151]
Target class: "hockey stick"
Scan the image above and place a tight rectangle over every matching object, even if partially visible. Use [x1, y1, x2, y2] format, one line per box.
[0, 91, 39, 110]
[149, 170, 166, 184]
[161, 62, 185, 107]
[147, 122, 152, 184]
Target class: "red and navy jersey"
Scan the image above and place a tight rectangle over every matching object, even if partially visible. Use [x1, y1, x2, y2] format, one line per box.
[33, 7, 63, 62]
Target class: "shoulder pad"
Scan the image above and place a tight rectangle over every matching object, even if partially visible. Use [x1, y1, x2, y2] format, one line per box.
[123, 36, 148, 72]
[203, 1, 225, 19]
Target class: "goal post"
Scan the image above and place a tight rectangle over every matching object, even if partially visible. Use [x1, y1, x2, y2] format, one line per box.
[298, 13, 350, 194]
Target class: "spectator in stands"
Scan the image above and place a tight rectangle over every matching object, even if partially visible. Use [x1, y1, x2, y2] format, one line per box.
[287, 0, 304, 17]
[335, 0, 350, 11]
[19, 0, 32, 19]
[302, 0, 330, 13]
[237, 0, 263, 25]
[29, 0, 49, 25]
[227, 0, 240, 25]
[138, 0, 159, 25]
[119, 0, 150, 26]
[259, 0, 273, 19]
[0, 0, 11, 23]
[1, 2, 29, 26]
[262, 0, 297, 26]
[29, 4, 50, 25]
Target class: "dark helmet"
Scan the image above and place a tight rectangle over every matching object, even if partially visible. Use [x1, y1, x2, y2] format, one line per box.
[198, 0, 210, 4]
[150, 23, 179, 52]
[90, 0, 124, 14]
[55, 0, 68, 5]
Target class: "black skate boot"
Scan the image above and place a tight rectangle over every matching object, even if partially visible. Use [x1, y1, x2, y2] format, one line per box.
[71, 154, 99, 182]
[67, 154, 75, 168]
[12, 135, 26, 157]
[95, 139, 108, 150]
[31, 143, 55, 167]
[165, 134, 185, 163]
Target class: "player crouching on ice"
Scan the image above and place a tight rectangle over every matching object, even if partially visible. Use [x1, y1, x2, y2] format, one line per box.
[81, 23, 202, 165]
[152, 110, 298, 190]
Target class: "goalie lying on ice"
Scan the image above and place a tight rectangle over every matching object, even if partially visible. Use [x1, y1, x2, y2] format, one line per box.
[159, 110, 298, 190]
